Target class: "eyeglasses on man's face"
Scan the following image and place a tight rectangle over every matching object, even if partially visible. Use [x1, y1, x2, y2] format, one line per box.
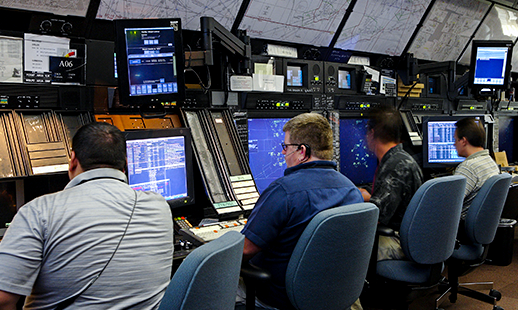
[281, 142, 301, 151]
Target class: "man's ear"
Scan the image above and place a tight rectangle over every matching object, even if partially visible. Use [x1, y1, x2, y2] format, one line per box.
[68, 151, 80, 179]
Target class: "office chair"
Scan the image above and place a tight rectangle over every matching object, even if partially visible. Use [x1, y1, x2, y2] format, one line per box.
[158, 231, 244, 310]
[436, 173, 512, 310]
[361, 175, 466, 310]
[242, 202, 379, 310]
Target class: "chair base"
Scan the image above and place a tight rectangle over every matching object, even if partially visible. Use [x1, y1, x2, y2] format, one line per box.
[436, 281, 501, 309]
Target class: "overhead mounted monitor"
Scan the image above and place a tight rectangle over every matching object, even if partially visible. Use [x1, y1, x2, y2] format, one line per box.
[114, 18, 185, 108]
[469, 40, 513, 91]
[125, 128, 195, 209]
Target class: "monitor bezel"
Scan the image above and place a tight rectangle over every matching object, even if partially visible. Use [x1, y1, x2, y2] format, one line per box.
[469, 40, 513, 91]
[114, 18, 186, 108]
[282, 59, 323, 93]
[124, 128, 195, 209]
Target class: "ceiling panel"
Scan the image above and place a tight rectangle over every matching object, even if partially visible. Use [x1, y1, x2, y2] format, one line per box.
[96, 0, 242, 31]
[334, 0, 432, 56]
[408, 0, 490, 63]
[238, 0, 353, 47]
[458, 4, 518, 66]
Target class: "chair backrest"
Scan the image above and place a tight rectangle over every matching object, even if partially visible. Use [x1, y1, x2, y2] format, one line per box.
[400, 175, 466, 265]
[464, 173, 512, 245]
[285, 202, 379, 310]
[158, 231, 245, 310]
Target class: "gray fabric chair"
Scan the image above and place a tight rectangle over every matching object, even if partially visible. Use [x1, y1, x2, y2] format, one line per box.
[158, 231, 245, 310]
[362, 175, 466, 310]
[242, 202, 379, 310]
[437, 173, 512, 310]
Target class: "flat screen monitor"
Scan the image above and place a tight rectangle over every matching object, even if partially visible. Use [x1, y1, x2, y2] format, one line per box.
[114, 19, 185, 107]
[422, 116, 483, 168]
[469, 40, 513, 91]
[247, 117, 291, 193]
[339, 118, 377, 185]
[125, 128, 195, 209]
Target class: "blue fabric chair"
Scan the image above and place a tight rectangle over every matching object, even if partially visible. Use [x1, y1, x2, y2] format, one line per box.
[158, 231, 244, 310]
[436, 173, 512, 310]
[285, 202, 379, 310]
[362, 175, 466, 309]
[242, 202, 379, 310]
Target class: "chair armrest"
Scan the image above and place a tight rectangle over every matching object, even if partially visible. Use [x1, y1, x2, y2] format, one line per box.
[241, 263, 271, 282]
[377, 225, 396, 236]
[240, 263, 271, 310]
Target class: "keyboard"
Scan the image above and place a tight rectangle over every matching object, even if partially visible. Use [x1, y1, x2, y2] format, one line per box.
[179, 219, 247, 245]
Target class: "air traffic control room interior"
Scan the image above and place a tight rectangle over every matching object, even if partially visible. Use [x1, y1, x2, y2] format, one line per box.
[1, 0, 518, 309]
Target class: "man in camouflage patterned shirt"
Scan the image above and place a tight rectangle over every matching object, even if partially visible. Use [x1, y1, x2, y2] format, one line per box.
[359, 105, 423, 260]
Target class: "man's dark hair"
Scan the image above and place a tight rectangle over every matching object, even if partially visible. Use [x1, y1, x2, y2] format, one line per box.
[455, 117, 486, 148]
[367, 105, 403, 144]
[72, 122, 126, 171]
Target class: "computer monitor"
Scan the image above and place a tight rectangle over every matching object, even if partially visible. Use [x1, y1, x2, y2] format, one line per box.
[114, 19, 186, 108]
[247, 117, 291, 193]
[422, 116, 483, 168]
[469, 40, 513, 92]
[339, 118, 377, 185]
[125, 128, 195, 209]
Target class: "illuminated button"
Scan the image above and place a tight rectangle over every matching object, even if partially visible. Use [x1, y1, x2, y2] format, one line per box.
[276, 102, 281, 107]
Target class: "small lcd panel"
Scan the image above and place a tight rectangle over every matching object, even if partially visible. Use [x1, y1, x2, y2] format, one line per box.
[125, 128, 195, 208]
[248, 118, 290, 193]
[286, 66, 303, 87]
[338, 70, 351, 89]
[339, 118, 377, 185]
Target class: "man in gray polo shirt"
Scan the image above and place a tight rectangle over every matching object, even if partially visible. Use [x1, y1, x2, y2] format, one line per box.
[454, 117, 500, 219]
[0, 122, 173, 309]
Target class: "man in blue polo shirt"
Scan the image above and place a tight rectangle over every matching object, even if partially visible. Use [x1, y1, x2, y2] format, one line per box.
[241, 113, 364, 309]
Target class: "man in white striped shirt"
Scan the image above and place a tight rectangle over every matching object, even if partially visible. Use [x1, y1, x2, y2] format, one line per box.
[453, 117, 500, 219]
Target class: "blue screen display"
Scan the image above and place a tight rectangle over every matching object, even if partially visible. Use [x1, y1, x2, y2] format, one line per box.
[339, 118, 377, 185]
[473, 46, 509, 86]
[248, 118, 290, 193]
[127, 135, 188, 200]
